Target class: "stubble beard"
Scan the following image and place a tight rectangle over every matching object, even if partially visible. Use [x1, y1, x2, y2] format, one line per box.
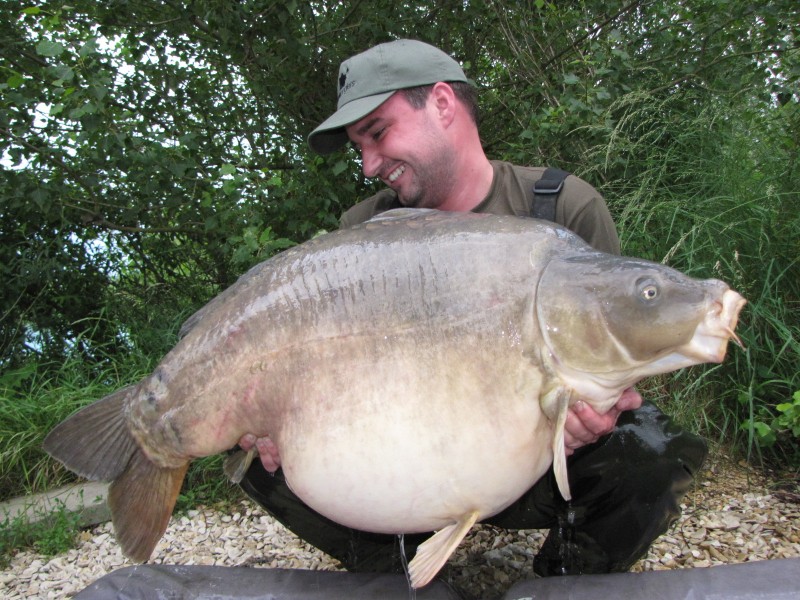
[396, 143, 458, 210]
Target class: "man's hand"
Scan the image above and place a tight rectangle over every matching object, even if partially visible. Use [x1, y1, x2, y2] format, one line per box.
[238, 433, 282, 473]
[563, 387, 643, 456]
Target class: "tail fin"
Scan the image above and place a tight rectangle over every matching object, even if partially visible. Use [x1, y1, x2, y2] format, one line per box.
[43, 386, 139, 481]
[44, 385, 189, 562]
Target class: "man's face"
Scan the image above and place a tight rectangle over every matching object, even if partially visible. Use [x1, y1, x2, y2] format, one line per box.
[345, 92, 457, 209]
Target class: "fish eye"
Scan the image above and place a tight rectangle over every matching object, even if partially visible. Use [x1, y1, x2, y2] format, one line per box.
[639, 280, 659, 302]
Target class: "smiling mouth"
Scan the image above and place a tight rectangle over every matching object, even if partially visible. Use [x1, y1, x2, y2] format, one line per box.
[387, 165, 405, 183]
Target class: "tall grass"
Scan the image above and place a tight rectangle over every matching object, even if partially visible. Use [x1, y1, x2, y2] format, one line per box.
[0, 343, 151, 502]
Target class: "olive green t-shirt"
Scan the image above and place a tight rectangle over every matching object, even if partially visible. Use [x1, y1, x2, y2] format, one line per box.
[339, 160, 620, 256]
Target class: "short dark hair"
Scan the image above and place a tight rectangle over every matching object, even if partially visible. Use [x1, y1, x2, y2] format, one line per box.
[400, 82, 480, 126]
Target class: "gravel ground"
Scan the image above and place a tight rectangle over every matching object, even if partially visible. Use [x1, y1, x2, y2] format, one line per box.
[2, 453, 798, 599]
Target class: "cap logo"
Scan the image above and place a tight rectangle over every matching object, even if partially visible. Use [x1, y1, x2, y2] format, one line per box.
[338, 66, 355, 99]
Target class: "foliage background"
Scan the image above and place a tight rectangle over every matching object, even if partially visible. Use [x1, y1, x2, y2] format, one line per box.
[1, 0, 798, 500]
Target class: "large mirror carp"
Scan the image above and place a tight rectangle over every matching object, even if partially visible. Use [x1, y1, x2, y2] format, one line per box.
[44, 209, 745, 588]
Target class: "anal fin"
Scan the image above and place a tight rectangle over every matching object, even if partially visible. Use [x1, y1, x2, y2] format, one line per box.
[408, 510, 480, 589]
[108, 448, 188, 562]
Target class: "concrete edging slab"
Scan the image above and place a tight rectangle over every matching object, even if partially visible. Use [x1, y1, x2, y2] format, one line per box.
[0, 482, 109, 529]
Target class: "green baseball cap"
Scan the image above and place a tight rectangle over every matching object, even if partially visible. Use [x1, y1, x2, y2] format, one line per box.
[308, 39, 470, 154]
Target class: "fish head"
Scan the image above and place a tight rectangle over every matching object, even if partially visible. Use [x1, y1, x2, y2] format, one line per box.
[535, 252, 746, 411]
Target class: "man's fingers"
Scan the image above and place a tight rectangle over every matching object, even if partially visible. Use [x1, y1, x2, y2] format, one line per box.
[256, 437, 282, 473]
[238, 433, 257, 451]
[561, 389, 642, 454]
[563, 402, 604, 452]
[236, 434, 282, 473]
[617, 387, 644, 412]
[569, 400, 616, 436]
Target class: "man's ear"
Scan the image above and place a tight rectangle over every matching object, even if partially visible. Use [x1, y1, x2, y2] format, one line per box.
[430, 82, 457, 127]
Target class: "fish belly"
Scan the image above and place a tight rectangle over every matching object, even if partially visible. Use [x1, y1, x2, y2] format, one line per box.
[274, 340, 551, 533]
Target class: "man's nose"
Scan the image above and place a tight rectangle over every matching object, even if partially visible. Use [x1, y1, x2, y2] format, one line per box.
[360, 146, 381, 179]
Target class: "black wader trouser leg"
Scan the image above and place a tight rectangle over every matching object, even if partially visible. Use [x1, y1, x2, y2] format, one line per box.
[237, 402, 707, 577]
[237, 462, 428, 573]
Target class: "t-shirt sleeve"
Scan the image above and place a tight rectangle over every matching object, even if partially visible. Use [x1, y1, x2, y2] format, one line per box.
[558, 177, 621, 256]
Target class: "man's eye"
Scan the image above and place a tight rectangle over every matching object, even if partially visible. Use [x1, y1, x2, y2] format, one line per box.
[372, 128, 385, 141]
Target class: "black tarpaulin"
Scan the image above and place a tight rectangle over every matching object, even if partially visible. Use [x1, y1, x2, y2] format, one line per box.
[72, 565, 461, 599]
[73, 558, 800, 599]
[506, 558, 800, 599]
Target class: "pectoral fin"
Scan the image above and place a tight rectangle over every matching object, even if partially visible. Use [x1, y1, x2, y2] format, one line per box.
[223, 448, 256, 484]
[541, 386, 572, 502]
[407, 510, 480, 589]
[551, 390, 572, 501]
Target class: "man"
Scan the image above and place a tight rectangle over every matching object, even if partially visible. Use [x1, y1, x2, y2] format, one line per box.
[238, 39, 707, 578]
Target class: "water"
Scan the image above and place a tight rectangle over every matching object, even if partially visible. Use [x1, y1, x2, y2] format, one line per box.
[399, 533, 417, 599]
[557, 502, 579, 575]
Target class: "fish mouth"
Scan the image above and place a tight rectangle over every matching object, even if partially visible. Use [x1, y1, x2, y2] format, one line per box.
[684, 288, 747, 363]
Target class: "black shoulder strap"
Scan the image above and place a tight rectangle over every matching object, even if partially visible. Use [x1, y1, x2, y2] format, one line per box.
[530, 167, 570, 222]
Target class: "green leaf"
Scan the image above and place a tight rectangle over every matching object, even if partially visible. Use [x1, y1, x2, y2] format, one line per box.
[6, 74, 24, 88]
[257, 227, 274, 245]
[53, 65, 75, 82]
[90, 85, 108, 100]
[35, 40, 65, 57]
[219, 164, 236, 176]
[748, 421, 777, 446]
[79, 38, 99, 57]
[222, 179, 237, 195]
